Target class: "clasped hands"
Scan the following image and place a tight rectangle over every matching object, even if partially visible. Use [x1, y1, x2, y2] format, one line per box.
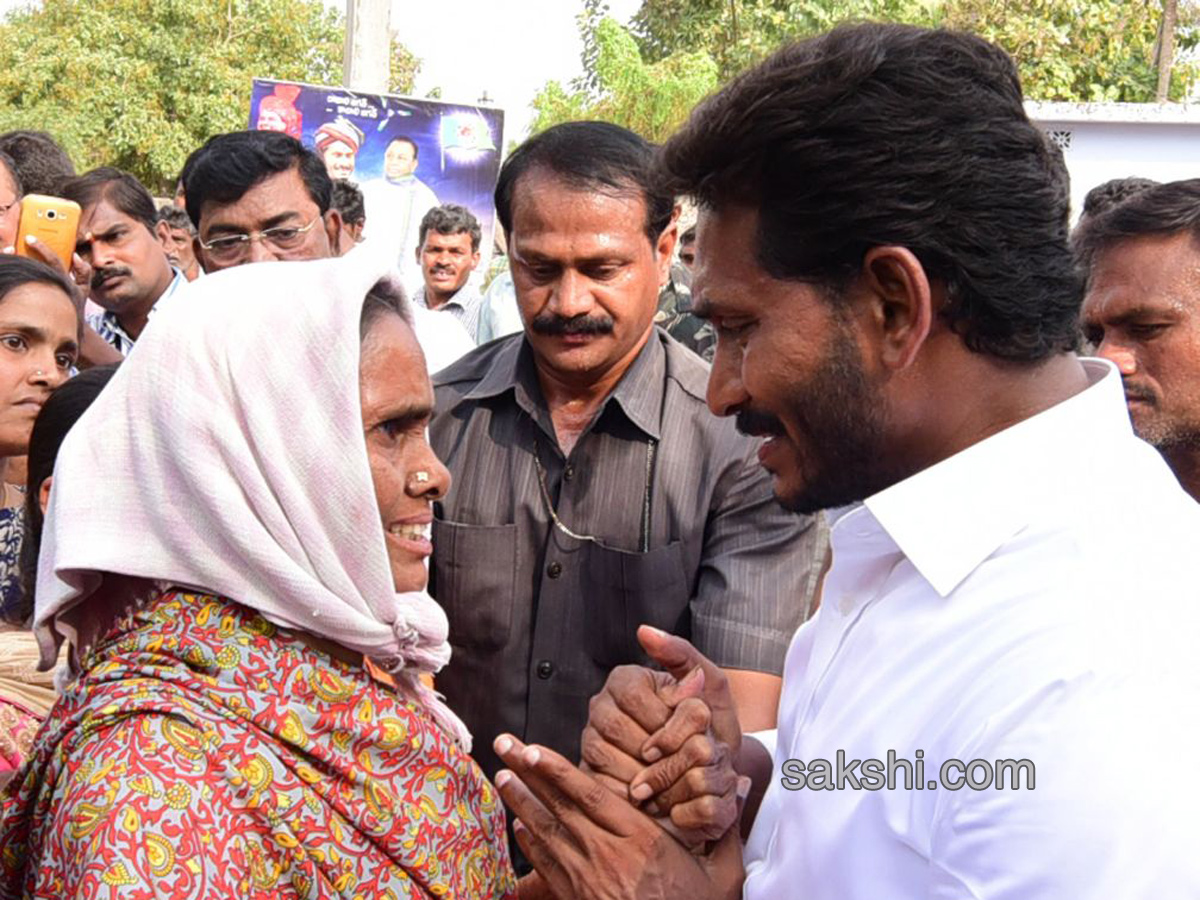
[498, 625, 747, 900]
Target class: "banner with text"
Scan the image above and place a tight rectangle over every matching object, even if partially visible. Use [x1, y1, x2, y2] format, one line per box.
[249, 78, 505, 288]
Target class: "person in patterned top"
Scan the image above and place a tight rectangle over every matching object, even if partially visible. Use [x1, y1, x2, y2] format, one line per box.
[0, 255, 523, 898]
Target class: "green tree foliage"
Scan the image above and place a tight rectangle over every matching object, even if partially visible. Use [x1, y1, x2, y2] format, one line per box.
[627, 0, 1197, 102]
[531, 15, 719, 142]
[0, 0, 420, 193]
[944, 1, 1198, 102]
[389, 38, 421, 95]
[632, 0, 938, 79]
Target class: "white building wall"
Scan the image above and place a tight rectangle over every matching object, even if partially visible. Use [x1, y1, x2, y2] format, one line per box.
[1026, 102, 1200, 221]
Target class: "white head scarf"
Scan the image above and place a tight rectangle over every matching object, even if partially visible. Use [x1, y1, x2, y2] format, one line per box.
[34, 253, 470, 749]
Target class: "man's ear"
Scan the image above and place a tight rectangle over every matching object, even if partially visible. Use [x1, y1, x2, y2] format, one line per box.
[655, 211, 680, 289]
[860, 246, 933, 372]
[154, 220, 172, 253]
[323, 209, 344, 257]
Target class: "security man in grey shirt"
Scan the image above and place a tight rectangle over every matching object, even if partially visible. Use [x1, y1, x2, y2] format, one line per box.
[429, 122, 825, 785]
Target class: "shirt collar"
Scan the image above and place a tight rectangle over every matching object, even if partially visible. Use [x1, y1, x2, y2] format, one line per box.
[851, 358, 1130, 597]
[413, 284, 482, 313]
[462, 330, 666, 441]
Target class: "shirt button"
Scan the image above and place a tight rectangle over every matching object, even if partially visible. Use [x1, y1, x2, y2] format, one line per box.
[838, 595, 854, 615]
[563, 464, 575, 481]
[536, 660, 554, 679]
[547, 561, 563, 579]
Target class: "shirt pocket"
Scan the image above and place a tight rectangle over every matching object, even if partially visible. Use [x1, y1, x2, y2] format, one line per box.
[431, 517, 518, 652]
[582, 540, 690, 668]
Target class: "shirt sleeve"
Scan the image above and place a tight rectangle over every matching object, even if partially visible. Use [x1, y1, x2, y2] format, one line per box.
[688, 442, 829, 675]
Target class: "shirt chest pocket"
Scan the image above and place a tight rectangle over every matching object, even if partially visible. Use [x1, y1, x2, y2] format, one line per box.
[431, 517, 518, 652]
[582, 540, 691, 668]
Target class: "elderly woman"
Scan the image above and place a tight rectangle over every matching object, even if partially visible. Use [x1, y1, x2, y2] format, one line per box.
[0, 256, 517, 898]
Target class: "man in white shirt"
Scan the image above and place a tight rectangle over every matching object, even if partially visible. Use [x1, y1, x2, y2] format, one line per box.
[361, 136, 440, 292]
[1077, 179, 1200, 502]
[486, 24, 1200, 900]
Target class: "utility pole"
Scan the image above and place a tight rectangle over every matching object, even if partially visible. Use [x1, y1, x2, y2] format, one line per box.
[1156, 0, 1179, 102]
[343, 0, 391, 92]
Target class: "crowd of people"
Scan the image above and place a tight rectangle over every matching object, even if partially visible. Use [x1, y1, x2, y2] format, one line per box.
[0, 19, 1197, 899]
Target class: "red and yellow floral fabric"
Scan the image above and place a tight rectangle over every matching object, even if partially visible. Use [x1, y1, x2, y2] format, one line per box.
[0, 590, 516, 899]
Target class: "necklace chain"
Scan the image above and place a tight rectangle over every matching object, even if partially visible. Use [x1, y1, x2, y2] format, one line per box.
[532, 437, 657, 553]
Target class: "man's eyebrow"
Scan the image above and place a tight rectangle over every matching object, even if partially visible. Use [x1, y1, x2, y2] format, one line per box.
[1104, 305, 1182, 326]
[205, 211, 303, 236]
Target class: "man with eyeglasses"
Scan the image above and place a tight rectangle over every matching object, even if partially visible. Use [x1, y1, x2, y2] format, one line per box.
[183, 130, 343, 273]
[182, 130, 473, 371]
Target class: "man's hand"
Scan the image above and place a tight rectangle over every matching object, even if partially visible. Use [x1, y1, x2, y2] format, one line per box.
[580, 626, 747, 844]
[495, 733, 744, 900]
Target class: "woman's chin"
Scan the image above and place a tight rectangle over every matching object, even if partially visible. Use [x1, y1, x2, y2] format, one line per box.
[390, 565, 430, 595]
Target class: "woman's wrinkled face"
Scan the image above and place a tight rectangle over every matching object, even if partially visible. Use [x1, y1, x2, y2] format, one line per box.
[359, 313, 450, 593]
[0, 282, 79, 457]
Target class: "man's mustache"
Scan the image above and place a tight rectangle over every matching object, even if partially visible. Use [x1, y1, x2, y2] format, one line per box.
[736, 408, 787, 439]
[1123, 385, 1157, 405]
[91, 266, 131, 288]
[530, 313, 615, 337]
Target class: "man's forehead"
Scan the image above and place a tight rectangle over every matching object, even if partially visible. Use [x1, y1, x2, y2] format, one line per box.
[1084, 235, 1200, 320]
[200, 169, 316, 230]
[424, 230, 473, 249]
[80, 199, 137, 232]
[511, 171, 648, 242]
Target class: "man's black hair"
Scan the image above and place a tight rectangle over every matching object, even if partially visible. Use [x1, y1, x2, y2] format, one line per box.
[418, 203, 482, 252]
[658, 24, 1082, 364]
[495, 121, 675, 245]
[0, 130, 75, 196]
[1080, 177, 1160, 221]
[183, 130, 331, 231]
[1073, 178, 1200, 285]
[331, 179, 366, 228]
[61, 167, 159, 232]
[158, 203, 196, 236]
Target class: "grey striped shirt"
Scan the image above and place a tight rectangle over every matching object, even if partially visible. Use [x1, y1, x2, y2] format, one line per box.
[430, 328, 826, 779]
[412, 283, 485, 344]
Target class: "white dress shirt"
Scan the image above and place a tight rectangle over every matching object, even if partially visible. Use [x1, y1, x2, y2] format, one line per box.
[744, 359, 1200, 899]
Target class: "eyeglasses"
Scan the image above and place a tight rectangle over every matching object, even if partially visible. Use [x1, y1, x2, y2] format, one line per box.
[199, 214, 322, 262]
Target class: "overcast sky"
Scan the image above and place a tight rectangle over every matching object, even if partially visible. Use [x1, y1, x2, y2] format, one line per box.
[393, 0, 642, 142]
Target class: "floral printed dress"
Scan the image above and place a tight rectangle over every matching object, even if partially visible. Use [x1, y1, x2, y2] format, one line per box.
[0, 590, 517, 899]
